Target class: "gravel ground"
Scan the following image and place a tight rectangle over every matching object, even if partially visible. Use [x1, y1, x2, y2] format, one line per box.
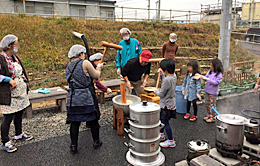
[0, 101, 114, 147]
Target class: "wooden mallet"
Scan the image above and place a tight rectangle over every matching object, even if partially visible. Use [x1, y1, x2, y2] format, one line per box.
[120, 83, 127, 104]
[100, 41, 123, 63]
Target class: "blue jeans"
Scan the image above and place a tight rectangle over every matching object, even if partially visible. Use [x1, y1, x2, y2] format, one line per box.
[160, 119, 173, 140]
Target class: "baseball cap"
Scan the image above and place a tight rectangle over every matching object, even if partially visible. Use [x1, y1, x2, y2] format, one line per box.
[140, 50, 152, 62]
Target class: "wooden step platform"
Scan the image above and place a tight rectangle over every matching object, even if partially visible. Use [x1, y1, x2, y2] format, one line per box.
[243, 138, 260, 159]
[209, 148, 250, 166]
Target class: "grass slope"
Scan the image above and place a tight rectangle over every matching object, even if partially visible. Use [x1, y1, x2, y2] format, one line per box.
[0, 15, 257, 89]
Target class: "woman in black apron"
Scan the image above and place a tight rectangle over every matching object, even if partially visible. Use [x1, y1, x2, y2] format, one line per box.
[66, 45, 103, 154]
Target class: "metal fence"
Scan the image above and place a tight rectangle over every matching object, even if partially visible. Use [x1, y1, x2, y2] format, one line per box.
[0, 0, 203, 23]
[236, 20, 260, 29]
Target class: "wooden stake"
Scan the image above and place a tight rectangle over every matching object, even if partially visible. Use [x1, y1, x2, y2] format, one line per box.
[156, 72, 161, 89]
[224, 72, 227, 82]
[101, 47, 108, 63]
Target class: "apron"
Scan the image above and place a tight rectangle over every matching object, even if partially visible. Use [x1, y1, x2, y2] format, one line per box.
[0, 62, 30, 114]
[67, 60, 100, 120]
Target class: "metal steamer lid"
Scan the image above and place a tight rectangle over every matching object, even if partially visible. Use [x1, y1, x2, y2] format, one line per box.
[245, 119, 260, 127]
[216, 114, 247, 125]
[129, 101, 160, 113]
[187, 140, 209, 151]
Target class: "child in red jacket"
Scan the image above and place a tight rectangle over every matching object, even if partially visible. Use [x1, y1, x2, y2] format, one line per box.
[89, 53, 112, 94]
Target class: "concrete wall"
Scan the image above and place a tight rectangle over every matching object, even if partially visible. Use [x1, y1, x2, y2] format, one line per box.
[242, 2, 260, 20]
[205, 14, 221, 24]
[0, 0, 15, 13]
[205, 14, 239, 25]
[201, 90, 259, 117]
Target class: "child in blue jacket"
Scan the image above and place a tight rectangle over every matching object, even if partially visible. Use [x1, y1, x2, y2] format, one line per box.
[182, 61, 201, 122]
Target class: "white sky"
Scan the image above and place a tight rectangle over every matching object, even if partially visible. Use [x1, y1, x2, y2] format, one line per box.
[113, 0, 258, 21]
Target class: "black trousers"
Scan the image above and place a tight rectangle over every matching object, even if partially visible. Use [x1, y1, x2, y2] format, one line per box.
[70, 119, 100, 146]
[1, 109, 24, 144]
[187, 99, 198, 116]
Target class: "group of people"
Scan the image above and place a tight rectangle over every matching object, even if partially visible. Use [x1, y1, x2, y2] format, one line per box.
[116, 28, 179, 96]
[0, 27, 227, 154]
[113, 28, 225, 148]
[151, 58, 224, 148]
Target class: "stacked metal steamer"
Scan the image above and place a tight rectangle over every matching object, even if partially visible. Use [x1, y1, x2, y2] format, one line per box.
[124, 101, 165, 166]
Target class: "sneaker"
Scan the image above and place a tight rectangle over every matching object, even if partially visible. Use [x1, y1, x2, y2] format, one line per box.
[190, 115, 198, 122]
[93, 140, 102, 149]
[203, 116, 210, 121]
[160, 133, 166, 141]
[184, 113, 191, 119]
[160, 140, 176, 148]
[14, 133, 33, 141]
[206, 117, 215, 123]
[1, 140, 17, 153]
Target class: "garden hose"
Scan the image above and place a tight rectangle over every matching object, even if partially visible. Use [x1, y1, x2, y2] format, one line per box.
[242, 110, 260, 119]
[252, 160, 260, 165]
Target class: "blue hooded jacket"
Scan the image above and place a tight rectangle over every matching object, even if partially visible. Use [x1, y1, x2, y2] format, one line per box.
[116, 38, 142, 69]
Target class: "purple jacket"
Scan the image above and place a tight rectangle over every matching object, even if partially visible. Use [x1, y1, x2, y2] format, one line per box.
[204, 71, 223, 95]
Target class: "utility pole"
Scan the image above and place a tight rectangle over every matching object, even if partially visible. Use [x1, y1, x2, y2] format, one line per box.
[158, 0, 161, 21]
[155, 1, 158, 21]
[234, 0, 237, 29]
[135, 10, 137, 21]
[218, 0, 232, 73]
[148, 0, 150, 20]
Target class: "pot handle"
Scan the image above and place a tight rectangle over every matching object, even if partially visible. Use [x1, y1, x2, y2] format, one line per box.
[159, 122, 165, 130]
[244, 130, 254, 134]
[124, 142, 135, 149]
[124, 128, 134, 135]
[126, 117, 139, 123]
[217, 125, 227, 133]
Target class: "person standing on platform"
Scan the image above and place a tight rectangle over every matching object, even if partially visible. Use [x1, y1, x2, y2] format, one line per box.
[162, 33, 178, 60]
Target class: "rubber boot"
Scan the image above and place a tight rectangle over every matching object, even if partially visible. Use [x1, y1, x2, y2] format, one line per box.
[70, 145, 78, 154]
[93, 140, 102, 149]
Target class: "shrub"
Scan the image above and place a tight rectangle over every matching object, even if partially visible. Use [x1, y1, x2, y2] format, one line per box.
[18, 13, 26, 18]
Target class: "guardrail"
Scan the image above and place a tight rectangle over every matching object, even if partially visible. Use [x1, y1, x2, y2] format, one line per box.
[231, 31, 260, 44]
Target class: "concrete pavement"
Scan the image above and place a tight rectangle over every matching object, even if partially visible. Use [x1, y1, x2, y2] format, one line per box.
[238, 41, 260, 56]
